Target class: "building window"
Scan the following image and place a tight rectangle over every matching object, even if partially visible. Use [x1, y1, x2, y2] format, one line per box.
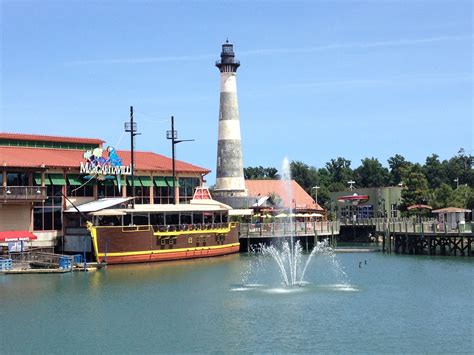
[179, 177, 200, 203]
[34, 185, 63, 231]
[127, 185, 150, 204]
[6, 172, 29, 186]
[390, 204, 398, 218]
[98, 180, 120, 198]
[153, 186, 173, 204]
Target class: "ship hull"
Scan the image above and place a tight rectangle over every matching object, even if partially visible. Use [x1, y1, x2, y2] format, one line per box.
[89, 223, 240, 265]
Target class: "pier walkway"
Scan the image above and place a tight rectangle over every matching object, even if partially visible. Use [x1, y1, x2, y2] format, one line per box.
[238, 221, 340, 251]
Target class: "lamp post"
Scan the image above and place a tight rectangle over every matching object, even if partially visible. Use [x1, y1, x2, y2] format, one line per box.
[348, 180, 355, 191]
[166, 116, 194, 204]
[454, 178, 459, 189]
[124, 106, 140, 209]
[311, 186, 320, 204]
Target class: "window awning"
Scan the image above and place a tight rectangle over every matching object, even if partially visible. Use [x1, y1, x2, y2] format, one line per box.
[154, 177, 168, 187]
[67, 175, 82, 186]
[34, 173, 42, 185]
[166, 177, 180, 187]
[140, 176, 153, 187]
[127, 177, 142, 187]
[48, 174, 66, 186]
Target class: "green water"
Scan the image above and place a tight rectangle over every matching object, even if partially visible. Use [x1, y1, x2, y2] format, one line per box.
[1, 252, 473, 354]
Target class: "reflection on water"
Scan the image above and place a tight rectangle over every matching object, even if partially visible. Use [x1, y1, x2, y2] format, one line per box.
[1, 252, 472, 354]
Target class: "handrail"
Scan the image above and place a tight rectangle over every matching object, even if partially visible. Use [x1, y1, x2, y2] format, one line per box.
[0, 186, 47, 200]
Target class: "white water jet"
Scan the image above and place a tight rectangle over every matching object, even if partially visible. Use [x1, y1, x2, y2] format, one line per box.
[257, 158, 338, 287]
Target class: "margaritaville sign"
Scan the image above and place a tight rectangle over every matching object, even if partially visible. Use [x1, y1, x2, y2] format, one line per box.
[80, 147, 131, 176]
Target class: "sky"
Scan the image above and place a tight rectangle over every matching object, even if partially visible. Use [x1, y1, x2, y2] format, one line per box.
[1, 0, 472, 184]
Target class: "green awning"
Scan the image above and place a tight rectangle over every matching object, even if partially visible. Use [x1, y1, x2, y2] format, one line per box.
[139, 176, 153, 187]
[127, 177, 142, 186]
[166, 177, 180, 187]
[48, 174, 66, 186]
[67, 175, 82, 186]
[34, 174, 42, 185]
[153, 177, 168, 187]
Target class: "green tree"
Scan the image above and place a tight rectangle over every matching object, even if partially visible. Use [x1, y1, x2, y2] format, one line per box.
[325, 157, 353, 185]
[290, 160, 318, 192]
[244, 166, 279, 179]
[354, 157, 390, 187]
[388, 154, 412, 186]
[431, 183, 453, 209]
[444, 148, 474, 188]
[399, 164, 430, 213]
[423, 154, 446, 189]
[450, 185, 472, 208]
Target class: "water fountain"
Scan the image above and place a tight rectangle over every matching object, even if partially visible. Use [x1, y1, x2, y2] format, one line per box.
[256, 158, 345, 287]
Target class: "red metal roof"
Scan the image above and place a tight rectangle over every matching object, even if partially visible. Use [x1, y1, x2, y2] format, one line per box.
[0, 230, 37, 242]
[0, 132, 104, 145]
[0, 146, 209, 174]
[245, 179, 324, 211]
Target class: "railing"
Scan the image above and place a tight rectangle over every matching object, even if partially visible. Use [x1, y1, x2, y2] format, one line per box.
[0, 186, 47, 200]
[239, 221, 340, 238]
[340, 217, 437, 226]
[9, 250, 73, 269]
[375, 221, 473, 234]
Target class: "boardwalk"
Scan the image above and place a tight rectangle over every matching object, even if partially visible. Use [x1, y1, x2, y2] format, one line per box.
[238, 221, 340, 251]
[239, 221, 340, 238]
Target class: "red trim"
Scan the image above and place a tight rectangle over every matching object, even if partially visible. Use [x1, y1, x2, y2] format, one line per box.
[0, 132, 104, 145]
[101, 245, 240, 264]
[0, 230, 37, 242]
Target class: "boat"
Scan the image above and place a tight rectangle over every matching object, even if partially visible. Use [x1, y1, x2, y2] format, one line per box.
[86, 187, 240, 264]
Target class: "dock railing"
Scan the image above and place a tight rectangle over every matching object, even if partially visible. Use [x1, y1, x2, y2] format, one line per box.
[239, 221, 340, 238]
[375, 220, 473, 234]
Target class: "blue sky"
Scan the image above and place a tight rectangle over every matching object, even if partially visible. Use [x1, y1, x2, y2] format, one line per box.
[1, 0, 472, 183]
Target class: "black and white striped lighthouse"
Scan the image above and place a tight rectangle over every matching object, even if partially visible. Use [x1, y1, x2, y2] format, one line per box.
[214, 40, 247, 197]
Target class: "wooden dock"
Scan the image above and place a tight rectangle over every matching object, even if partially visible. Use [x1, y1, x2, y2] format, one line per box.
[377, 221, 473, 256]
[238, 221, 340, 251]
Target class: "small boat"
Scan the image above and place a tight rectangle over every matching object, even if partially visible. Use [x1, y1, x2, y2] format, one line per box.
[86, 187, 240, 264]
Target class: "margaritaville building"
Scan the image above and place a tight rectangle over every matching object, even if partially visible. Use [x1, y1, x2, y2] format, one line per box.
[0, 132, 209, 249]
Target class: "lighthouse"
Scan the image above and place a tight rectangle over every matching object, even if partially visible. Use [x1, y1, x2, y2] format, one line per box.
[214, 40, 247, 197]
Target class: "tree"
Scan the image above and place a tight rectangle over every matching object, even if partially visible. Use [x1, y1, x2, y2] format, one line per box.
[399, 164, 430, 213]
[354, 157, 390, 188]
[388, 154, 411, 186]
[325, 157, 353, 185]
[423, 154, 446, 189]
[244, 166, 279, 179]
[450, 185, 472, 208]
[290, 160, 318, 193]
[431, 183, 453, 209]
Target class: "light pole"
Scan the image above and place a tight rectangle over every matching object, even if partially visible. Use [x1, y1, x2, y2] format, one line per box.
[166, 116, 194, 204]
[454, 178, 459, 189]
[311, 186, 320, 204]
[348, 180, 355, 191]
[124, 106, 140, 209]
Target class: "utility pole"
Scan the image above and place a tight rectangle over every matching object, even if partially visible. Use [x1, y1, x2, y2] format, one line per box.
[124, 106, 140, 209]
[166, 116, 194, 204]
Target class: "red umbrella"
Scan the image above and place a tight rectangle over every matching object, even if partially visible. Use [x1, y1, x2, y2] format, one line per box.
[407, 204, 432, 210]
[337, 194, 369, 205]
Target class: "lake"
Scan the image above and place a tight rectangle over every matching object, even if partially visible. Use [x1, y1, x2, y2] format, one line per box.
[1, 250, 472, 354]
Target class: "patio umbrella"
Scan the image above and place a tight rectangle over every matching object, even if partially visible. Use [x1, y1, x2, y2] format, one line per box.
[407, 204, 432, 210]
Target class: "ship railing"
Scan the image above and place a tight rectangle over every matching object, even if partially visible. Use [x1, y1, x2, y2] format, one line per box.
[150, 222, 232, 233]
